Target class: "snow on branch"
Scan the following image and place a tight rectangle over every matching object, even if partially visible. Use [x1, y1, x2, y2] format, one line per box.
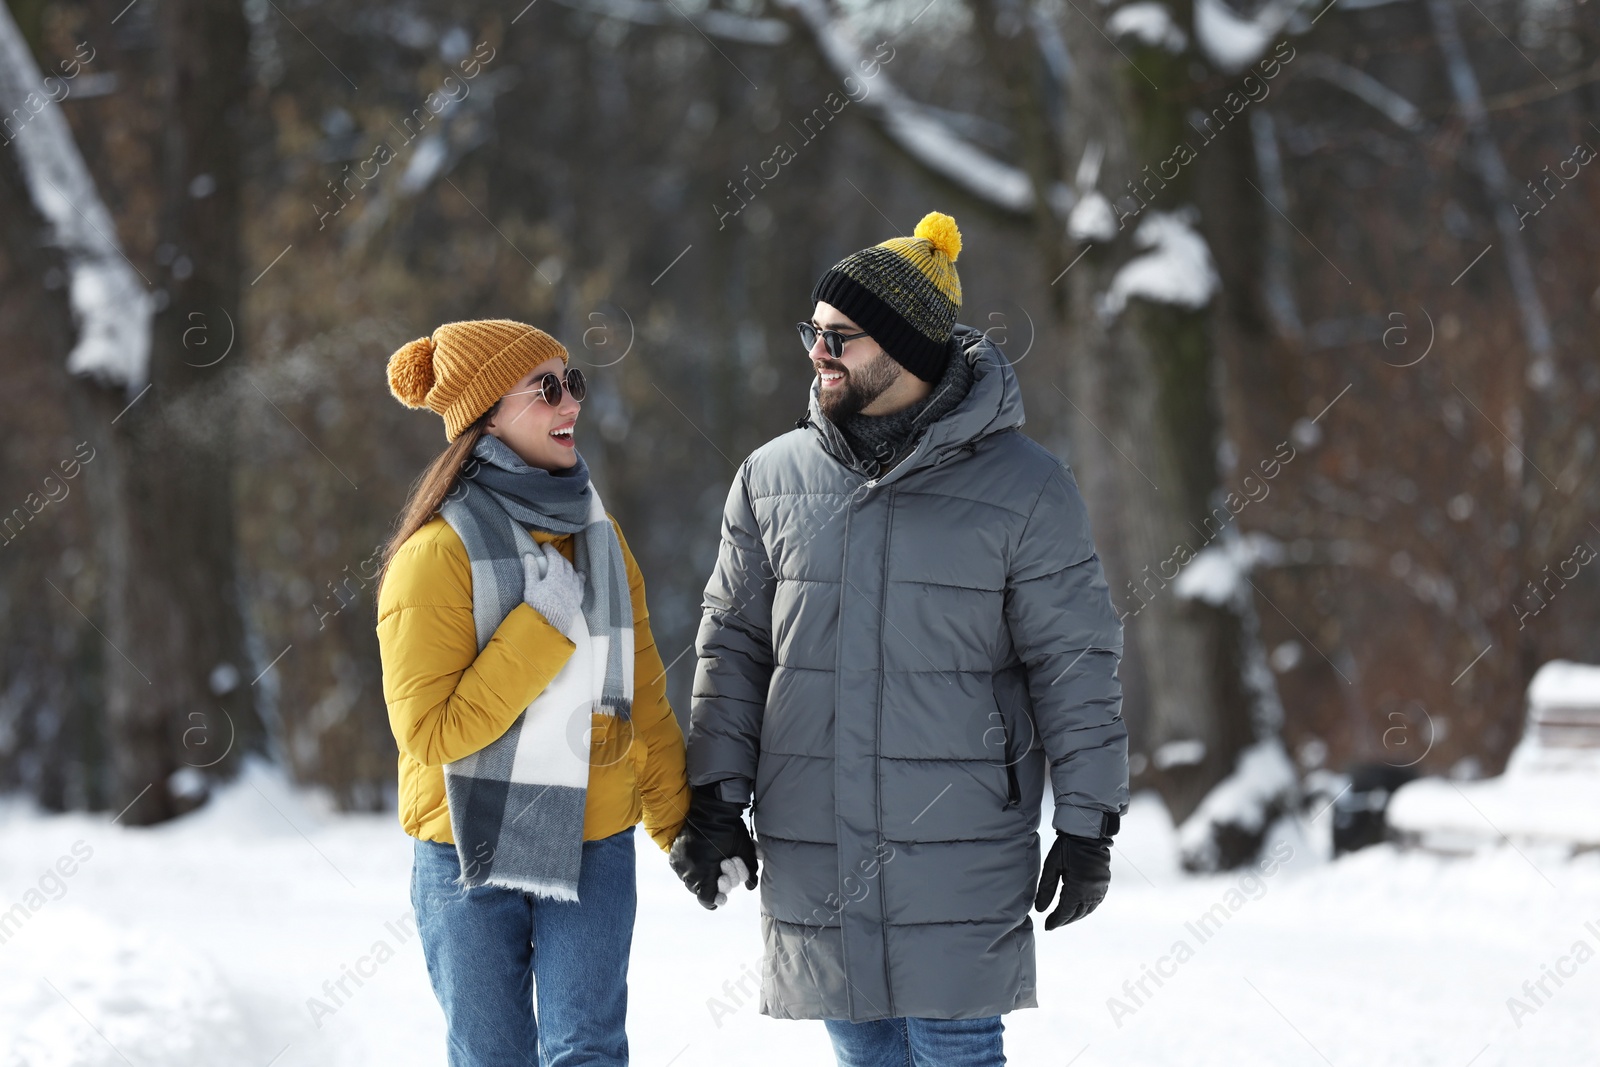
[1174, 532, 1285, 607]
[1107, 2, 1189, 54]
[1068, 191, 1117, 242]
[1193, 0, 1296, 73]
[0, 5, 152, 391]
[554, 0, 792, 44]
[1097, 208, 1220, 317]
[0, 6, 152, 390]
[774, 0, 1050, 215]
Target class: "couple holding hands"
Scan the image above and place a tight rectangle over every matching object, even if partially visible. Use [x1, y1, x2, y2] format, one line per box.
[374, 212, 1129, 1067]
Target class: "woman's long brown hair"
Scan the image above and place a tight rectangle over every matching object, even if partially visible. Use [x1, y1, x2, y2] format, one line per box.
[375, 406, 495, 603]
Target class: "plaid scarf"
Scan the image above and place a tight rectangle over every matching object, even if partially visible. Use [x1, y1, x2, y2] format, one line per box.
[438, 434, 633, 900]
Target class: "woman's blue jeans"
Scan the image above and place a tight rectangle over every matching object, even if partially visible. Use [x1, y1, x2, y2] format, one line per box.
[410, 829, 637, 1066]
[824, 1015, 1006, 1067]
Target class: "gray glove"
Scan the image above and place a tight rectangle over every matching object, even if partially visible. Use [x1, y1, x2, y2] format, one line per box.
[522, 543, 584, 634]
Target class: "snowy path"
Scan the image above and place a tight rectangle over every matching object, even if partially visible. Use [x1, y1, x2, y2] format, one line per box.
[3, 763, 1596, 1066]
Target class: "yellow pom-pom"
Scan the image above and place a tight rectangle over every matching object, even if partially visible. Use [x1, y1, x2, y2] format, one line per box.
[387, 335, 436, 408]
[913, 211, 962, 262]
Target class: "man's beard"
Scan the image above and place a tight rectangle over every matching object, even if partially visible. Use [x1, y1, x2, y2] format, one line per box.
[816, 350, 900, 421]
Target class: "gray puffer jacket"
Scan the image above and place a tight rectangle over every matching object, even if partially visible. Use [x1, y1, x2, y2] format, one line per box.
[689, 324, 1127, 1022]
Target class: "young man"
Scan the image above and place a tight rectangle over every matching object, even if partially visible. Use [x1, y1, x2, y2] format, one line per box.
[671, 212, 1128, 1064]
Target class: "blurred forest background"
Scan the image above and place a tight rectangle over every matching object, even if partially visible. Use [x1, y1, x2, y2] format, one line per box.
[1, 0, 1596, 868]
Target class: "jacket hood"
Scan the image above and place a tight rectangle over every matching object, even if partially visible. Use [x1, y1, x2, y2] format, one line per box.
[805, 323, 1025, 480]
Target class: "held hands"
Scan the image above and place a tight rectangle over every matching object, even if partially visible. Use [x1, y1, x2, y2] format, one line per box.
[668, 786, 759, 910]
[1034, 832, 1112, 930]
[712, 858, 752, 907]
[521, 543, 584, 633]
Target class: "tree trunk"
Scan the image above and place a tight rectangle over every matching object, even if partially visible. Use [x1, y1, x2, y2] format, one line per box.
[88, 0, 260, 822]
[1032, 1, 1253, 826]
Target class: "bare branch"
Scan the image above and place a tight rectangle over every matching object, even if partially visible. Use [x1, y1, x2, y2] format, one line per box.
[1249, 110, 1304, 338]
[1425, 0, 1555, 382]
[1299, 54, 1424, 131]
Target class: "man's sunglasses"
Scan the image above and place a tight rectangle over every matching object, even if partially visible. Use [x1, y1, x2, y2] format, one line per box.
[796, 322, 870, 361]
[522, 367, 587, 405]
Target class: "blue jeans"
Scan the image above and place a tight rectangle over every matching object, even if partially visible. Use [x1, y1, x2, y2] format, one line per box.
[411, 829, 637, 1067]
[825, 1016, 1006, 1067]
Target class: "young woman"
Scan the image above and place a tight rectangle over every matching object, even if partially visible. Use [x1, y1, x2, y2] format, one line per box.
[374, 318, 689, 1066]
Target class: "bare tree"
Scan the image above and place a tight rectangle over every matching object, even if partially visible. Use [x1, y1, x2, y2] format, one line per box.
[2, 0, 262, 822]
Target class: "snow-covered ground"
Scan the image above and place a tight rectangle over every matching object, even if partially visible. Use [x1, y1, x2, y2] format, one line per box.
[3, 762, 1597, 1066]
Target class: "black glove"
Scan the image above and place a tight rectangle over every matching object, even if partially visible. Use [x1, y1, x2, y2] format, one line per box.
[668, 785, 759, 910]
[1034, 832, 1112, 930]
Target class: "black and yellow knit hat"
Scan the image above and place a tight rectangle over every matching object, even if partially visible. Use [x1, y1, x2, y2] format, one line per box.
[810, 211, 963, 382]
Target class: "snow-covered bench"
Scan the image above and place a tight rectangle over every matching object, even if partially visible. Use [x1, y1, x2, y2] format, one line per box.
[1387, 660, 1600, 854]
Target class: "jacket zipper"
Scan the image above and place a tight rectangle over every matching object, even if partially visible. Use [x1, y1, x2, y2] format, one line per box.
[832, 484, 857, 1017]
[874, 486, 895, 1017]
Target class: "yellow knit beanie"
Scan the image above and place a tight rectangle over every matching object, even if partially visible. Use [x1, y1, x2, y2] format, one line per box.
[386, 319, 569, 440]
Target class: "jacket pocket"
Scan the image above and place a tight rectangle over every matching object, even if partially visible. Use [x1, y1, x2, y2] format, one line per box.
[989, 674, 1034, 810]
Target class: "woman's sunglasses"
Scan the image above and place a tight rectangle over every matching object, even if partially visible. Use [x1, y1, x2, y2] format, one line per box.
[796, 322, 870, 360]
[525, 367, 587, 405]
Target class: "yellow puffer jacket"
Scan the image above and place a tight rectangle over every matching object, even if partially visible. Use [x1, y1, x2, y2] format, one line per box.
[376, 513, 689, 852]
